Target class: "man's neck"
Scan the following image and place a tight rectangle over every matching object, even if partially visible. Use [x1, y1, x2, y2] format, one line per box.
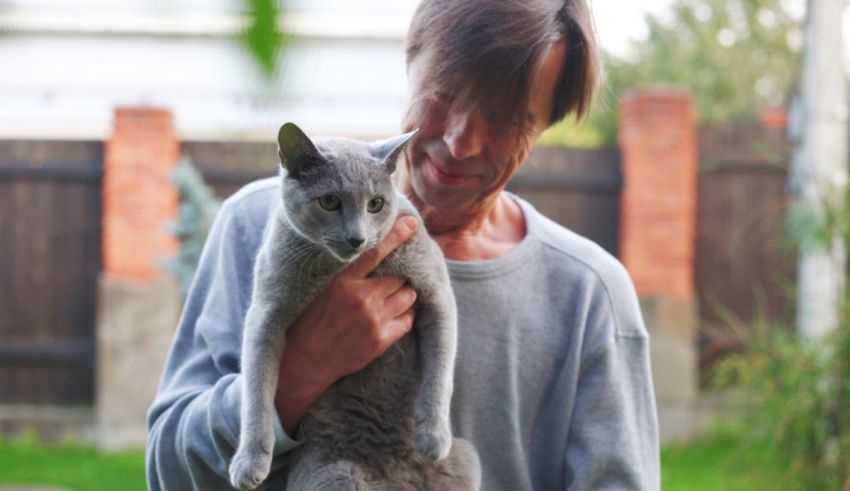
[408, 192, 526, 262]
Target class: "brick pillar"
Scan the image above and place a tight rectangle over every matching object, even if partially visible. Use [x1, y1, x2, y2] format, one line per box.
[619, 88, 697, 302]
[103, 107, 180, 282]
[97, 107, 181, 451]
[618, 88, 700, 443]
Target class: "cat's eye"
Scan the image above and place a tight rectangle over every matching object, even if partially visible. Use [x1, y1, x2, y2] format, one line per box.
[367, 197, 384, 213]
[318, 194, 341, 211]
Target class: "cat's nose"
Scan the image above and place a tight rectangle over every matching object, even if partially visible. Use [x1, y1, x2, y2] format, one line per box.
[346, 236, 365, 249]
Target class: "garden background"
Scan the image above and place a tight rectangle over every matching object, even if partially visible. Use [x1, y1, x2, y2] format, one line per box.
[1, 0, 849, 489]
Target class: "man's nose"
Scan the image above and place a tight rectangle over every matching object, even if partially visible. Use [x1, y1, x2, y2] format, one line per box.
[443, 109, 486, 160]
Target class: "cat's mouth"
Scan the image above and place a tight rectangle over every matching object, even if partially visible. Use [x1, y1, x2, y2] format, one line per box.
[326, 241, 366, 262]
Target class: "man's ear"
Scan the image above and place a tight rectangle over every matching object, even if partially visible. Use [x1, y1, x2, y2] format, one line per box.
[369, 129, 419, 174]
[278, 122, 323, 177]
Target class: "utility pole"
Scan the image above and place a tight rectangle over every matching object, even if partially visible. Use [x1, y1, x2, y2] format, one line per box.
[790, 0, 849, 340]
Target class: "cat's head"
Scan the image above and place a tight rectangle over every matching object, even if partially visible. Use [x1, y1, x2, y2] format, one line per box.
[277, 122, 416, 262]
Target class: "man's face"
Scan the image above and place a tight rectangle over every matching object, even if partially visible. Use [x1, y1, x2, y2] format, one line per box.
[402, 41, 566, 215]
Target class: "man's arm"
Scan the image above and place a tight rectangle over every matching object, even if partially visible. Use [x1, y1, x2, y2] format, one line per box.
[146, 197, 285, 491]
[274, 214, 420, 434]
[564, 266, 660, 491]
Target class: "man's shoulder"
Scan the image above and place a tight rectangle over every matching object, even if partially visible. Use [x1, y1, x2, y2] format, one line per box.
[225, 176, 279, 210]
[207, 177, 280, 248]
[219, 177, 279, 226]
[521, 199, 644, 337]
[523, 201, 622, 280]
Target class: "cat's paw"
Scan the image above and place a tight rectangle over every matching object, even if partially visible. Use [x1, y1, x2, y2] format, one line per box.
[229, 448, 272, 490]
[414, 417, 452, 461]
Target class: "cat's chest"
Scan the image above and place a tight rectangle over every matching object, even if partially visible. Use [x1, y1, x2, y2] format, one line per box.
[371, 235, 429, 279]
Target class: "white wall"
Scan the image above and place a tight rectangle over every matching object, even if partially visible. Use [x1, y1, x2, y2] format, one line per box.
[0, 0, 418, 140]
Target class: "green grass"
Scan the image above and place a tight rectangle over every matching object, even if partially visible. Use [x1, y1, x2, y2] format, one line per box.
[662, 431, 788, 490]
[0, 430, 800, 491]
[0, 436, 145, 491]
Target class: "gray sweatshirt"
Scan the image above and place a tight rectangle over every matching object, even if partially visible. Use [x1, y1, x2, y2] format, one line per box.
[146, 177, 660, 490]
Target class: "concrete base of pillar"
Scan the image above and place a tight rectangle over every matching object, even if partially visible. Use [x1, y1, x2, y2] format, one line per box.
[95, 275, 180, 452]
[641, 296, 700, 444]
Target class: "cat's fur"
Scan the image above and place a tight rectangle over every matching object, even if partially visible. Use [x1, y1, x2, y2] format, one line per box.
[228, 123, 481, 490]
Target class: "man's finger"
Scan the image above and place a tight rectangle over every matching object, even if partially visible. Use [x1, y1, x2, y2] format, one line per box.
[345, 215, 418, 278]
[382, 285, 418, 320]
[382, 308, 417, 349]
[370, 275, 409, 296]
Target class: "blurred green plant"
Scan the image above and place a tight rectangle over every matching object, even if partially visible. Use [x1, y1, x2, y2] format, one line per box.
[168, 156, 222, 299]
[714, 324, 850, 489]
[787, 185, 850, 254]
[543, 0, 802, 148]
[712, 186, 850, 490]
[241, 0, 287, 76]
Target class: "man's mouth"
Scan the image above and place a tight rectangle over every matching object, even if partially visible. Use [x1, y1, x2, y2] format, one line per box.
[427, 155, 474, 186]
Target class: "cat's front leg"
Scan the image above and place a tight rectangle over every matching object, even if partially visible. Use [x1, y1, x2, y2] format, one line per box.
[230, 300, 287, 490]
[413, 287, 458, 461]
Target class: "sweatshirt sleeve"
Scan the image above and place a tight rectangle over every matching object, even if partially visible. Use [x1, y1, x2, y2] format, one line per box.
[146, 193, 302, 491]
[564, 264, 660, 491]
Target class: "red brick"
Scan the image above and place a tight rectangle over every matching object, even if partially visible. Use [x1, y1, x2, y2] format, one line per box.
[103, 107, 179, 283]
[618, 88, 698, 304]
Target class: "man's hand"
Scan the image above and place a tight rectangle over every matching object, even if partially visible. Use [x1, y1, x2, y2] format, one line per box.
[274, 215, 420, 434]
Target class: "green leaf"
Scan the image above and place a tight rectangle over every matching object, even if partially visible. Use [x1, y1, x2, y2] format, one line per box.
[241, 0, 285, 76]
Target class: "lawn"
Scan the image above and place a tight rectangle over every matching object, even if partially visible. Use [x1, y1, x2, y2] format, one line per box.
[0, 431, 788, 490]
[0, 438, 145, 491]
[661, 431, 791, 490]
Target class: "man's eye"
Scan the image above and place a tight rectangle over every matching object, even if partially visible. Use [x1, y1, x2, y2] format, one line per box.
[367, 197, 385, 213]
[434, 91, 456, 104]
[317, 194, 341, 211]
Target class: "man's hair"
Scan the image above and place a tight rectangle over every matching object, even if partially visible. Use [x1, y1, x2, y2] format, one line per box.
[405, 0, 601, 134]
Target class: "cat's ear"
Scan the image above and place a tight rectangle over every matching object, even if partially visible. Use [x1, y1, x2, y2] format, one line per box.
[369, 129, 418, 175]
[278, 122, 323, 177]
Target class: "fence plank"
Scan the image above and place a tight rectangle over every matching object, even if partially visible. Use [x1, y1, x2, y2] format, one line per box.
[0, 140, 102, 405]
[695, 163, 796, 376]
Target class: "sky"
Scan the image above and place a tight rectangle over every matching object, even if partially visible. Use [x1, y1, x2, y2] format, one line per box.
[3, 0, 677, 57]
[3, 0, 847, 137]
[591, 0, 675, 57]
[6, 0, 836, 60]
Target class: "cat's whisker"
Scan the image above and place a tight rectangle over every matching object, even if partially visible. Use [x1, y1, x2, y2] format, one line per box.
[291, 243, 322, 279]
[282, 243, 318, 270]
[302, 246, 323, 278]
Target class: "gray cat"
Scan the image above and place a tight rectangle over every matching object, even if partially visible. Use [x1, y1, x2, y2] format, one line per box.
[228, 123, 481, 490]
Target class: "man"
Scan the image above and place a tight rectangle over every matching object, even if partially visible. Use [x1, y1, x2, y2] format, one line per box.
[147, 0, 660, 489]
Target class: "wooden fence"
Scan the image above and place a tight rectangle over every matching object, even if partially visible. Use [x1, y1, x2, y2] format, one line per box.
[695, 122, 795, 372]
[0, 129, 797, 404]
[0, 140, 102, 404]
[182, 142, 623, 256]
[696, 164, 794, 329]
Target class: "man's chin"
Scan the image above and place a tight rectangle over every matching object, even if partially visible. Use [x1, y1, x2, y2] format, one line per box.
[412, 179, 471, 212]
[420, 185, 486, 214]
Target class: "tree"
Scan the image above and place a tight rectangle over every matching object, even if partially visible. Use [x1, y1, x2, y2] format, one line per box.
[541, 0, 803, 147]
[791, 0, 848, 340]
